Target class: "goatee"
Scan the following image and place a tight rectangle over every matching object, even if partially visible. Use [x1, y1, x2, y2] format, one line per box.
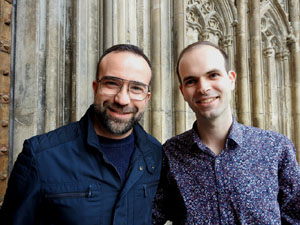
[94, 103, 143, 135]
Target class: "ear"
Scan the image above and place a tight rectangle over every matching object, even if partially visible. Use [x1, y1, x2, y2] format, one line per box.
[92, 80, 98, 95]
[179, 84, 187, 101]
[228, 71, 237, 90]
[144, 91, 151, 104]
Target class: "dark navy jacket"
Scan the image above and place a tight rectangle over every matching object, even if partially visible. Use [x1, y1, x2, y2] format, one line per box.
[0, 105, 162, 225]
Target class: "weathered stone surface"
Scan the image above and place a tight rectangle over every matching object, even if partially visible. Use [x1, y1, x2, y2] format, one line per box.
[1, 0, 300, 211]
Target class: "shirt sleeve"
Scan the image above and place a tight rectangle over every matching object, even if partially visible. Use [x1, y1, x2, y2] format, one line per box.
[278, 137, 300, 224]
[152, 151, 186, 225]
[0, 139, 42, 225]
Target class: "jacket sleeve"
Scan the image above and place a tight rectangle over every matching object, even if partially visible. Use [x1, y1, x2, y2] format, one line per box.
[152, 151, 186, 225]
[0, 139, 42, 225]
[278, 138, 300, 224]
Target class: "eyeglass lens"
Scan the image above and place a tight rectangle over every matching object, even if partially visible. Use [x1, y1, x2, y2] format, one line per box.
[99, 76, 148, 100]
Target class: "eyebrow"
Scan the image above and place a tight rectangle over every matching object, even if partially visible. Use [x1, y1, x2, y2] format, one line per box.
[182, 75, 198, 83]
[102, 75, 148, 86]
[182, 69, 223, 82]
[206, 69, 222, 74]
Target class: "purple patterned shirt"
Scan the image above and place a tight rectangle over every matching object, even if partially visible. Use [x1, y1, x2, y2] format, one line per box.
[152, 119, 300, 225]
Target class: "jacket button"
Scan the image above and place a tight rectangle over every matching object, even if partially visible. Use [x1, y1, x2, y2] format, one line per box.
[139, 166, 143, 171]
[152, 166, 155, 169]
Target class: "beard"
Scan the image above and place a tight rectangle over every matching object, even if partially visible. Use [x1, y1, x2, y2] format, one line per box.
[94, 102, 144, 135]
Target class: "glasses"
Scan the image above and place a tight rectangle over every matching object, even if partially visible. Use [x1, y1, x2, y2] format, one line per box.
[97, 76, 150, 101]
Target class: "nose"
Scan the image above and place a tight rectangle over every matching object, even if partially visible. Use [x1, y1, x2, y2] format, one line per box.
[114, 85, 131, 105]
[197, 78, 211, 94]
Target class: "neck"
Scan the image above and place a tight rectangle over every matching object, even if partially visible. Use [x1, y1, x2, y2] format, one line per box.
[196, 113, 233, 156]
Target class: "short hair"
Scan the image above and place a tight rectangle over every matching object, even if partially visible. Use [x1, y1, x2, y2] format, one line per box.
[176, 41, 230, 84]
[96, 44, 152, 83]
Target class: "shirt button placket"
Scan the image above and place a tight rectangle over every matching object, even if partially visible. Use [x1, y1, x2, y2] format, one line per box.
[214, 157, 226, 223]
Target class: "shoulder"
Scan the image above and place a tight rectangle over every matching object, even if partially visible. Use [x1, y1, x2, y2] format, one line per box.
[25, 121, 82, 155]
[235, 123, 296, 161]
[134, 123, 161, 148]
[241, 123, 292, 145]
[163, 129, 195, 155]
[164, 129, 194, 146]
[146, 133, 161, 148]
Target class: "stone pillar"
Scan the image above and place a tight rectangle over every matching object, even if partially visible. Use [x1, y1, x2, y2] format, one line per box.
[223, 36, 237, 113]
[111, 0, 137, 44]
[289, 0, 300, 162]
[173, 0, 186, 135]
[263, 47, 279, 131]
[136, 0, 151, 132]
[12, 0, 75, 162]
[278, 50, 292, 139]
[249, 0, 264, 129]
[150, 0, 162, 141]
[74, 0, 100, 119]
[12, 0, 40, 162]
[103, 0, 113, 48]
[11, 0, 80, 162]
[150, 0, 172, 142]
[236, 0, 251, 126]
[45, 1, 74, 131]
[223, 36, 234, 69]
[114, 0, 126, 43]
[103, 0, 139, 50]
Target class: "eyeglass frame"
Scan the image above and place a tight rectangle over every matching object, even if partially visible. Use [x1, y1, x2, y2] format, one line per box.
[96, 75, 151, 101]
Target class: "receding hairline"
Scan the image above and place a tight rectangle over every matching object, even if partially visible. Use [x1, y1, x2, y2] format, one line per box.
[96, 50, 153, 86]
[95, 44, 152, 81]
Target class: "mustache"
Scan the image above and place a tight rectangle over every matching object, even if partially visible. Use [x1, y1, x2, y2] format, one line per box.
[105, 102, 137, 113]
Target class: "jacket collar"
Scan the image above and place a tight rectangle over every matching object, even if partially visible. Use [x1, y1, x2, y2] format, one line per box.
[80, 104, 157, 173]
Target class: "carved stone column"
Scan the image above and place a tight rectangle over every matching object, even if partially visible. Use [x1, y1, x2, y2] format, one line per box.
[289, 0, 300, 161]
[236, 0, 251, 126]
[173, 0, 186, 135]
[75, 1, 100, 118]
[223, 36, 234, 69]
[12, 0, 74, 162]
[249, 0, 264, 129]
[136, 0, 151, 132]
[223, 36, 236, 113]
[150, 0, 172, 142]
[278, 50, 292, 139]
[263, 47, 279, 131]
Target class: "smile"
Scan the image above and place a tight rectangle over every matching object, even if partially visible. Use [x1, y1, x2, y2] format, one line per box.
[198, 97, 218, 104]
[107, 107, 135, 119]
[107, 104, 135, 113]
[111, 109, 131, 114]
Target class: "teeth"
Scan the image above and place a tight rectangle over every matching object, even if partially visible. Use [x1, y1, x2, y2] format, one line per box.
[200, 98, 216, 103]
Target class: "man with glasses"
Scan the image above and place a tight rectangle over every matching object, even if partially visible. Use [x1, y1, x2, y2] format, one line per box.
[0, 44, 162, 225]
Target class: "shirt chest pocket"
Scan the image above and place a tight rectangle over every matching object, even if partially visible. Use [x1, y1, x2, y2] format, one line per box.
[43, 182, 102, 225]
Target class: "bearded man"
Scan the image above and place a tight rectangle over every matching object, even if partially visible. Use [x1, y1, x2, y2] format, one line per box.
[0, 44, 162, 225]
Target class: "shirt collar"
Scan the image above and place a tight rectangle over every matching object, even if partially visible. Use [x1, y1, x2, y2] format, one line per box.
[227, 117, 244, 147]
[191, 117, 244, 150]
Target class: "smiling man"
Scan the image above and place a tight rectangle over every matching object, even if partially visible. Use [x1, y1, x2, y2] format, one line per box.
[0, 44, 162, 225]
[152, 41, 300, 224]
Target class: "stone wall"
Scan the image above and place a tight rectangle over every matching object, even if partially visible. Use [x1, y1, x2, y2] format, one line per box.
[1, 0, 300, 206]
